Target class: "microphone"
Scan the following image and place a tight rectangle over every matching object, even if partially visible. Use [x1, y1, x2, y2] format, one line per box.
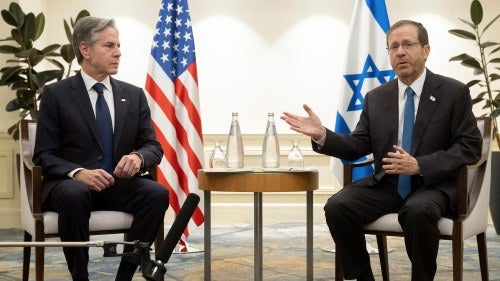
[141, 193, 200, 281]
[156, 192, 201, 263]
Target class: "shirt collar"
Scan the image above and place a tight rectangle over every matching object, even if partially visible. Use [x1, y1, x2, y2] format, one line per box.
[398, 68, 426, 99]
[80, 70, 112, 92]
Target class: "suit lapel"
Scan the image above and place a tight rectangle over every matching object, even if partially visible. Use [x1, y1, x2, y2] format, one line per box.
[111, 77, 130, 151]
[411, 70, 441, 154]
[69, 72, 102, 146]
[381, 80, 400, 147]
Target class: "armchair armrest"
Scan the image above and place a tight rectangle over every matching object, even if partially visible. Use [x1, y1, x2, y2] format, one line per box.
[343, 159, 374, 186]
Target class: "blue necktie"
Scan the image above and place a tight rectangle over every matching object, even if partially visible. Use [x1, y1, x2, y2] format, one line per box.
[398, 87, 415, 199]
[93, 83, 114, 174]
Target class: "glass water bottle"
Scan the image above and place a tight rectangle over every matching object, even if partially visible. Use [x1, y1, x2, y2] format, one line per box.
[225, 112, 244, 168]
[262, 112, 280, 168]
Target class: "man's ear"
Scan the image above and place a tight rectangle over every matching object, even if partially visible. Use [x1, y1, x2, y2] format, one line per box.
[80, 42, 90, 60]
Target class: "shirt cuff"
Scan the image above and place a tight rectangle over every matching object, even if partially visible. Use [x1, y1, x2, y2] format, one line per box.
[68, 168, 84, 179]
[130, 152, 145, 168]
[312, 134, 326, 147]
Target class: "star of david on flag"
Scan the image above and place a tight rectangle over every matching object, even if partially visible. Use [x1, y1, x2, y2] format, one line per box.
[331, 0, 396, 184]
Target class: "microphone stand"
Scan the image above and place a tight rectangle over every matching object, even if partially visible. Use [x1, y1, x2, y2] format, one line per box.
[0, 240, 166, 281]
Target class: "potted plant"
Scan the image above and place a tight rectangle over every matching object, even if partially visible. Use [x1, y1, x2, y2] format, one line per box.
[0, 2, 89, 139]
[448, 0, 499, 234]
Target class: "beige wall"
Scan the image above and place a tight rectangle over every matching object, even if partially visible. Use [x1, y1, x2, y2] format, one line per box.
[0, 0, 498, 228]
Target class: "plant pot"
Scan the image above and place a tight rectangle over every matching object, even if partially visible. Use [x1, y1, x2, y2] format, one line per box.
[490, 151, 500, 235]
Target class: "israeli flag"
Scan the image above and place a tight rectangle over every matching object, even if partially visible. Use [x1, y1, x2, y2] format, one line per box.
[332, 0, 396, 184]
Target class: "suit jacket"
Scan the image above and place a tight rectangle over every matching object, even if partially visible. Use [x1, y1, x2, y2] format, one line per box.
[313, 69, 482, 208]
[33, 71, 163, 202]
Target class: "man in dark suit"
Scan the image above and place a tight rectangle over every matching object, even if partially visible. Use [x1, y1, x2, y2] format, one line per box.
[33, 17, 169, 281]
[281, 20, 482, 281]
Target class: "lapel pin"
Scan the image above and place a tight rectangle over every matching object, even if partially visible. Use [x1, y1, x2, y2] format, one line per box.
[430, 96, 436, 102]
[121, 98, 126, 102]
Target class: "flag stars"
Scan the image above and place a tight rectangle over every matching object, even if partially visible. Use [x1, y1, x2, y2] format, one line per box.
[151, 40, 158, 49]
[185, 19, 191, 28]
[166, 15, 172, 23]
[163, 28, 171, 37]
[183, 32, 192, 41]
[174, 31, 181, 39]
[173, 44, 179, 52]
[160, 53, 169, 63]
[181, 57, 188, 67]
[162, 40, 170, 50]
[176, 5, 184, 14]
[175, 18, 182, 27]
[167, 2, 173, 11]
[182, 45, 190, 53]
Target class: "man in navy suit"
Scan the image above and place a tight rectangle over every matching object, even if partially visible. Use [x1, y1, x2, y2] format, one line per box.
[33, 17, 169, 281]
[281, 20, 482, 281]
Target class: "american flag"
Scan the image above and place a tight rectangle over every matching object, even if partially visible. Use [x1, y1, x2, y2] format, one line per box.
[145, 0, 204, 251]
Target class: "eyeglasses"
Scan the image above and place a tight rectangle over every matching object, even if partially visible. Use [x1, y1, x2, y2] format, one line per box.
[387, 42, 422, 54]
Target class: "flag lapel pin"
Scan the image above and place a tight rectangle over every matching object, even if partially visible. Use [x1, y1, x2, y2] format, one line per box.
[430, 96, 436, 102]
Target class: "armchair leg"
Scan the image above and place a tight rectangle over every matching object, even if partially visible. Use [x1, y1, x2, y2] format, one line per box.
[477, 232, 489, 281]
[376, 235, 390, 281]
[22, 231, 32, 281]
[452, 236, 463, 281]
[35, 245, 44, 281]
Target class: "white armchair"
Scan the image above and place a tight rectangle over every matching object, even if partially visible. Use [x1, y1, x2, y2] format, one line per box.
[334, 116, 491, 281]
[19, 119, 164, 281]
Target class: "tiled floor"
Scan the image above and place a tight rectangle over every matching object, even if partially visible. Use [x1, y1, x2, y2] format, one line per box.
[0, 222, 499, 280]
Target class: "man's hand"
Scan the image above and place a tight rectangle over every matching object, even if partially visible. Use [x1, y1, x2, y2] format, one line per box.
[281, 104, 326, 140]
[114, 153, 142, 179]
[73, 169, 115, 191]
[382, 145, 421, 175]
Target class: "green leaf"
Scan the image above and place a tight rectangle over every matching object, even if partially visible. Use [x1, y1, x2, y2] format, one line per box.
[0, 66, 23, 85]
[491, 73, 500, 82]
[36, 70, 64, 87]
[5, 98, 21, 111]
[0, 45, 21, 54]
[60, 44, 75, 63]
[75, 10, 90, 22]
[1, 10, 18, 26]
[22, 13, 36, 42]
[483, 14, 500, 33]
[11, 28, 23, 47]
[470, 0, 483, 25]
[33, 13, 45, 41]
[64, 20, 72, 42]
[481, 42, 499, 49]
[41, 44, 61, 54]
[492, 108, 500, 118]
[46, 58, 65, 71]
[466, 80, 481, 87]
[490, 46, 500, 55]
[8, 123, 19, 140]
[458, 17, 475, 29]
[8, 2, 25, 29]
[26, 71, 39, 90]
[461, 58, 482, 69]
[449, 53, 476, 61]
[449, 29, 476, 41]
